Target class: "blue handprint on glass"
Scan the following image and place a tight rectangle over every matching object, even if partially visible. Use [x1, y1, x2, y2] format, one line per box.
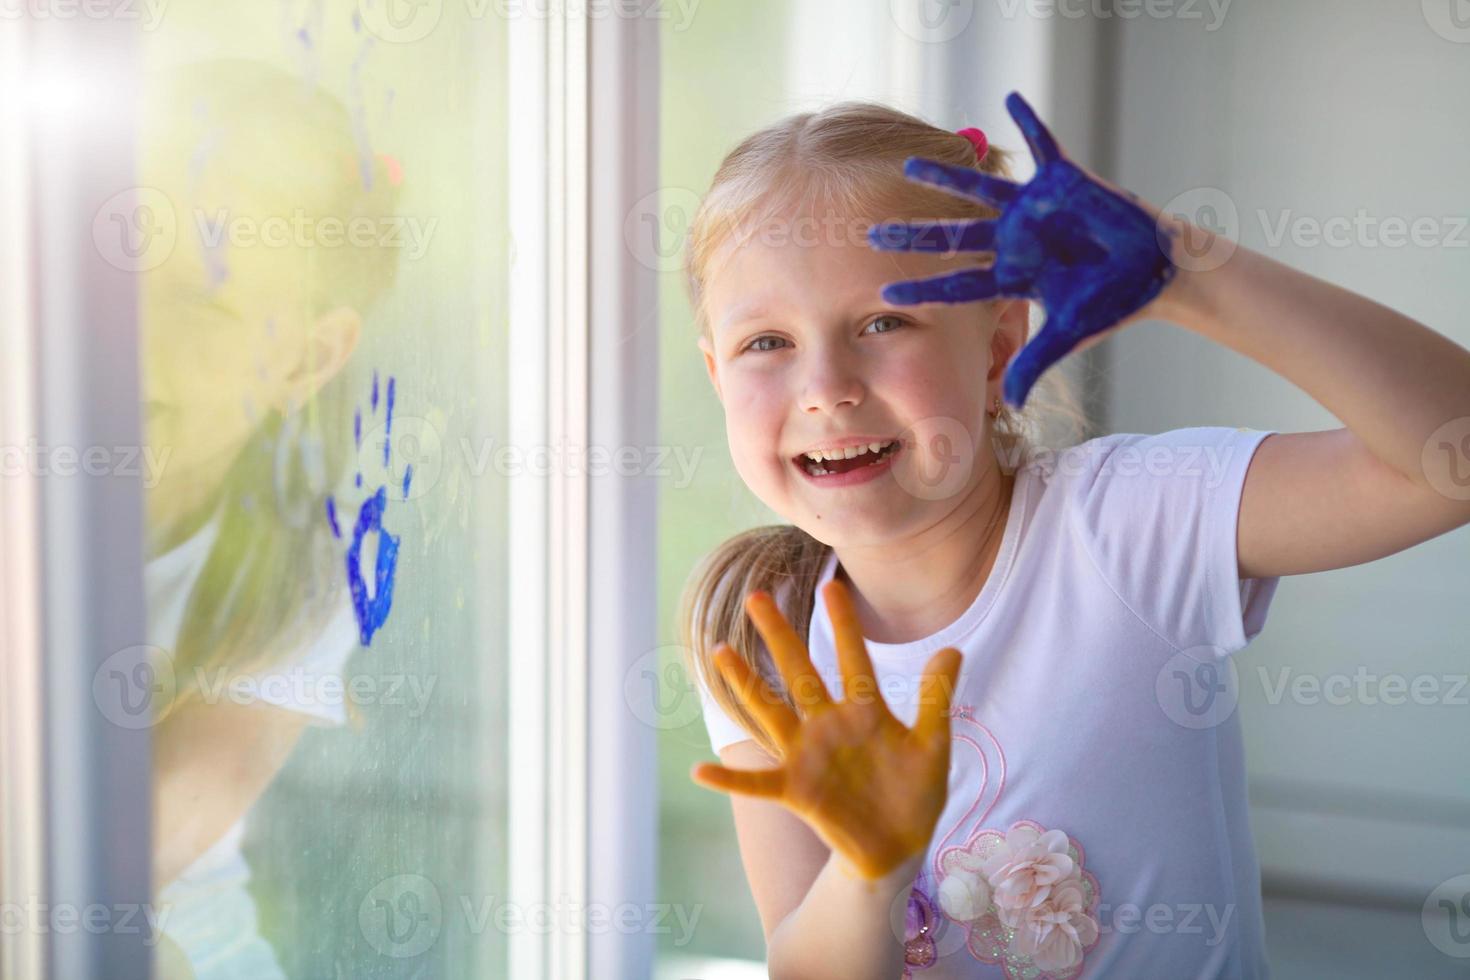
[868, 91, 1179, 410]
[326, 370, 411, 646]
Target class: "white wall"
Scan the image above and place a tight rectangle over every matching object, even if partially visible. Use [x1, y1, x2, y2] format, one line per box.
[1098, 1, 1470, 975]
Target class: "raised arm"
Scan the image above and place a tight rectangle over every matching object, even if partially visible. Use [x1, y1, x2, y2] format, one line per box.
[1154, 231, 1470, 579]
[868, 89, 1470, 580]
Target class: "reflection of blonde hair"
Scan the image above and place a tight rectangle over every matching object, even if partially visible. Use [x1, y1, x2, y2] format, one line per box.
[145, 59, 404, 725]
[679, 101, 1092, 758]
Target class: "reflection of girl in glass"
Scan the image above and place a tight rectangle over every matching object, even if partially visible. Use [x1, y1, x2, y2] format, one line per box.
[139, 58, 403, 979]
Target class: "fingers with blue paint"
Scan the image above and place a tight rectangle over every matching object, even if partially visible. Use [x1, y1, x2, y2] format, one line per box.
[869, 217, 996, 253]
[868, 90, 1177, 410]
[881, 267, 1031, 306]
[1005, 90, 1062, 166]
[899, 158, 1023, 207]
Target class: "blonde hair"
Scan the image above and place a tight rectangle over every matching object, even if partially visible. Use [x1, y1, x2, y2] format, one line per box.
[678, 100, 1092, 759]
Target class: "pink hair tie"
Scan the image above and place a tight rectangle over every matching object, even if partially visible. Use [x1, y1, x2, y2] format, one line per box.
[956, 126, 988, 164]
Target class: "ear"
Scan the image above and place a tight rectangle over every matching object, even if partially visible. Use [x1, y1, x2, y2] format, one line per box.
[987, 299, 1028, 384]
[698, 333, 722, 404]
[280, 305, 362, 411]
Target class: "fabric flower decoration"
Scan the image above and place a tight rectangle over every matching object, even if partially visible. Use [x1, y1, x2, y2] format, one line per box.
[935, 819, 1101, 980]
[983, 824, 1076, 928]
[937, 865, 991, 922]
[1010, 875, 1099, 973]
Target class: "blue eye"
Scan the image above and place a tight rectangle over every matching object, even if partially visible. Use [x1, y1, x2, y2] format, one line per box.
[743, 335, 788, 353]
[863, 315, 906, 335]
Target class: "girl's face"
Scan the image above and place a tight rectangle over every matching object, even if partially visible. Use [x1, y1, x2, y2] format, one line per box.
[698, 207, 1026, 547]
[140, 214, 360, 544]
[137, 82, 364, 542]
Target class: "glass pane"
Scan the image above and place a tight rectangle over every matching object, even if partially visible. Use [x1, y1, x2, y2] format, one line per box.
[133, 6, 512, 977]
[653, 3, 799, 975]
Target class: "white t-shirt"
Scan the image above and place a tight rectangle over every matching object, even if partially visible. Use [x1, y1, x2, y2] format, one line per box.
[696, 426, 1282, 979]
[149, 512, 360, 980]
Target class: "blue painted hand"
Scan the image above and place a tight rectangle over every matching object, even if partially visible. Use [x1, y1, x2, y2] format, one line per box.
[868, 91, 1179, 410]
[325, 370, 411, 646]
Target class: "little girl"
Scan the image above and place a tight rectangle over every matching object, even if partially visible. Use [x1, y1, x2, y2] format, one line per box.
[680, 93, 1470, 979]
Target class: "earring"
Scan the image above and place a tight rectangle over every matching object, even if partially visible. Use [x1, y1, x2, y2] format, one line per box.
[988, 396, 1001, 418]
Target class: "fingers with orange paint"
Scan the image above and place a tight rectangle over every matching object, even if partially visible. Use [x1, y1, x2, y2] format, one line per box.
[711, 642, 801, 750]
[913, 646, 963, 747]
[822, 578, 889, 711]
[690, 577, 965, 881]
[689, 759, 785, 798]
[742, 589, 834, 714]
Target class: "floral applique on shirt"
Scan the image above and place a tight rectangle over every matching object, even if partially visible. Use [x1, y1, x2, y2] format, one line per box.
[902, 704, 1102, 979]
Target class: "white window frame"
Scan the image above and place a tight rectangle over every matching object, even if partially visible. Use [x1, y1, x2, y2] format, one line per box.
[1, 13, 152, 980]
[511, 5, 662, 977]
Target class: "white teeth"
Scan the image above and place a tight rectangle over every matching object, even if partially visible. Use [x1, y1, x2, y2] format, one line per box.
[800, 439, 898, 475]
[803, 439, 895, 463]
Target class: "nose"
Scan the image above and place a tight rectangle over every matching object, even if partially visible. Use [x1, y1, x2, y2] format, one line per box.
[799, 346, 865, 416]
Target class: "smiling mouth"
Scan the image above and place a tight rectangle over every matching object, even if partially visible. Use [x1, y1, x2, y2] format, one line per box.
[794, 439, 902, 477]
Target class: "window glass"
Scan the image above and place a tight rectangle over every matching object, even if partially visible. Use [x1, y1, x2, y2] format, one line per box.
[134, 4, 511, 976]
[654, 2, 802, 973]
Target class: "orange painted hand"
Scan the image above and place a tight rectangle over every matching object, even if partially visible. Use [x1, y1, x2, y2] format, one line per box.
[690, 578, 963, 881]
